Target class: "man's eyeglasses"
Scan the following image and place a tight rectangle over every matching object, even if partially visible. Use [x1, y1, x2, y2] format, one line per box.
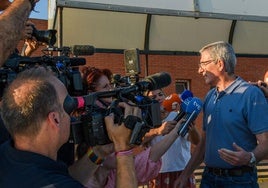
[198, 59, 216, 69]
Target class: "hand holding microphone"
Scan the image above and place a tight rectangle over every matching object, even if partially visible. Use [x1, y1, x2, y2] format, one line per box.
[167, 89, 193, 122]
[177, 97, 203, 137]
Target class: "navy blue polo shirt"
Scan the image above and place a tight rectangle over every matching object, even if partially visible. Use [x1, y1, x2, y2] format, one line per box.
[203, 77, 268, 168]
[0, 141, 84, 188]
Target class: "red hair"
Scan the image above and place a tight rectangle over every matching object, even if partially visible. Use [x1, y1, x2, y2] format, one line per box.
[81, 66, 112, 93]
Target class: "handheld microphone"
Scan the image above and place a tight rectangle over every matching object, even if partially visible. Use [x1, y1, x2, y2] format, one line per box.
[177, 97, 203, 137]
[172, 90, 193, 122]
[180, 89, 193, 101]
[70, 45, 95, 56]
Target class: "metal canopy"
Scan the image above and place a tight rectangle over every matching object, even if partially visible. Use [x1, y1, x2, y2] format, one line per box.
[48, 0, 268, 55]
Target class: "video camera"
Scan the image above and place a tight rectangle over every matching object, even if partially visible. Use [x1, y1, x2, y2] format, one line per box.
[31, 25, 57, 47]
[0, 28, 95, 97]
[65, 48, 171, 146]
[67, 71, 172, 146]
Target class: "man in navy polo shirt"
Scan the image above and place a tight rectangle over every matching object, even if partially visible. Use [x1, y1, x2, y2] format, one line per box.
[174, 41, 268, 188]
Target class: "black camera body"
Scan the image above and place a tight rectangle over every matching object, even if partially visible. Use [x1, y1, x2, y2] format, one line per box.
[68, 75, 167, 146]
[2, 54, 86, 97]
[32, 26, 57, 46]
[1, 27, 93, 97]
[67, 49, 171, 146]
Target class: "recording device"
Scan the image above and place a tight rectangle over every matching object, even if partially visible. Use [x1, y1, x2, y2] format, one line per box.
[66, 72, 172, 146]
[1, 29, 95, 97]
[70, 72, 171, 109]
[177, 97, 203, 137]
[32, 25, 57, 46]
[172, 90, 193, 122]
[70, 45, 95, 56]
[111, 74, 131, 88]
[180, 89, 194, 101]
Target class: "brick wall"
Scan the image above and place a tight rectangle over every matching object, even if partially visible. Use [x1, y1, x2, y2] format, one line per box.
[18, 19, 268, 133]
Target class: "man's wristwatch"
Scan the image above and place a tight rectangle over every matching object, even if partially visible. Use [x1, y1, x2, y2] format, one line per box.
[249, 152, 256, 167]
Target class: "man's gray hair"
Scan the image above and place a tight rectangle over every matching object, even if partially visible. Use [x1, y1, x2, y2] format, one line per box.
[199, 41, 237, 75]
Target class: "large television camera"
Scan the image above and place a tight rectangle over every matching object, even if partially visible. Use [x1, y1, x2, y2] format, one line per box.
[66, 71, 171, 146]
[0, 27, 95, 97]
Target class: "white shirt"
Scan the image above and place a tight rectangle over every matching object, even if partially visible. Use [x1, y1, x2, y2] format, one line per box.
[151, 111, 191, 173]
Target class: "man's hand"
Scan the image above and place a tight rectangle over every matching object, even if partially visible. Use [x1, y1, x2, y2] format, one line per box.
[218, 142, 251, 166]
[173, 174, 188, 188]
[105, 113, 132, 152]
[105, 102, 141, 151]
[160, 120, 177, 135]
[22, 39, 41, 56]
[22, 20, 35, 39]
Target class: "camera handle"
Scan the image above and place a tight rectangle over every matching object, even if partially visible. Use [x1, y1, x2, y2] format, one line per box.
[106, 99, 124, 124]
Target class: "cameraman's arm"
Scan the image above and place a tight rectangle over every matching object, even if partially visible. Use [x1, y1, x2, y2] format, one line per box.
[0, 0, 38, 66]
[105, 114, 137, 188]
[21, 21, 42, 57]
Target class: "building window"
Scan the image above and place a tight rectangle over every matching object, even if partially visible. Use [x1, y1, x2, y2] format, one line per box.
[175, 79, 190, 93]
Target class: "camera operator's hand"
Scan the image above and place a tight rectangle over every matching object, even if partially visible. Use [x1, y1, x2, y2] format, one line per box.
[22, 39, 41, 56]
[105, 113, 132, 152]
[22, 20, 35, 40]
[119, 102, 141, 119]
[105, 102, 141, 151]
[105, 104, 138, 188]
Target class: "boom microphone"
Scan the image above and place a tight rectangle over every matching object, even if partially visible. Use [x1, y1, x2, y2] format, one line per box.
[70, 45, 95, 56]
[63, 72, 171, 114]
[177, 97, 203, 137]
[144, 72, 171, 91]
[120, 72, 171, 95]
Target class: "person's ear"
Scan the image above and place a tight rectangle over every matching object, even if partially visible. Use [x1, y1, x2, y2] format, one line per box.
[48, 112, 60, 127]
[217, 59, 224, 71]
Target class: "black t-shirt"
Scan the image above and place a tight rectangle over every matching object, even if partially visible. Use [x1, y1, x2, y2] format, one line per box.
[0, 141, 84, 188]
[0, 115, 75, 166]
[0, 116, 10, 144]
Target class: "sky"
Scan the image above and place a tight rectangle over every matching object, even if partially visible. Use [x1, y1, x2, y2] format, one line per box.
[30, 1, 48, 20]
